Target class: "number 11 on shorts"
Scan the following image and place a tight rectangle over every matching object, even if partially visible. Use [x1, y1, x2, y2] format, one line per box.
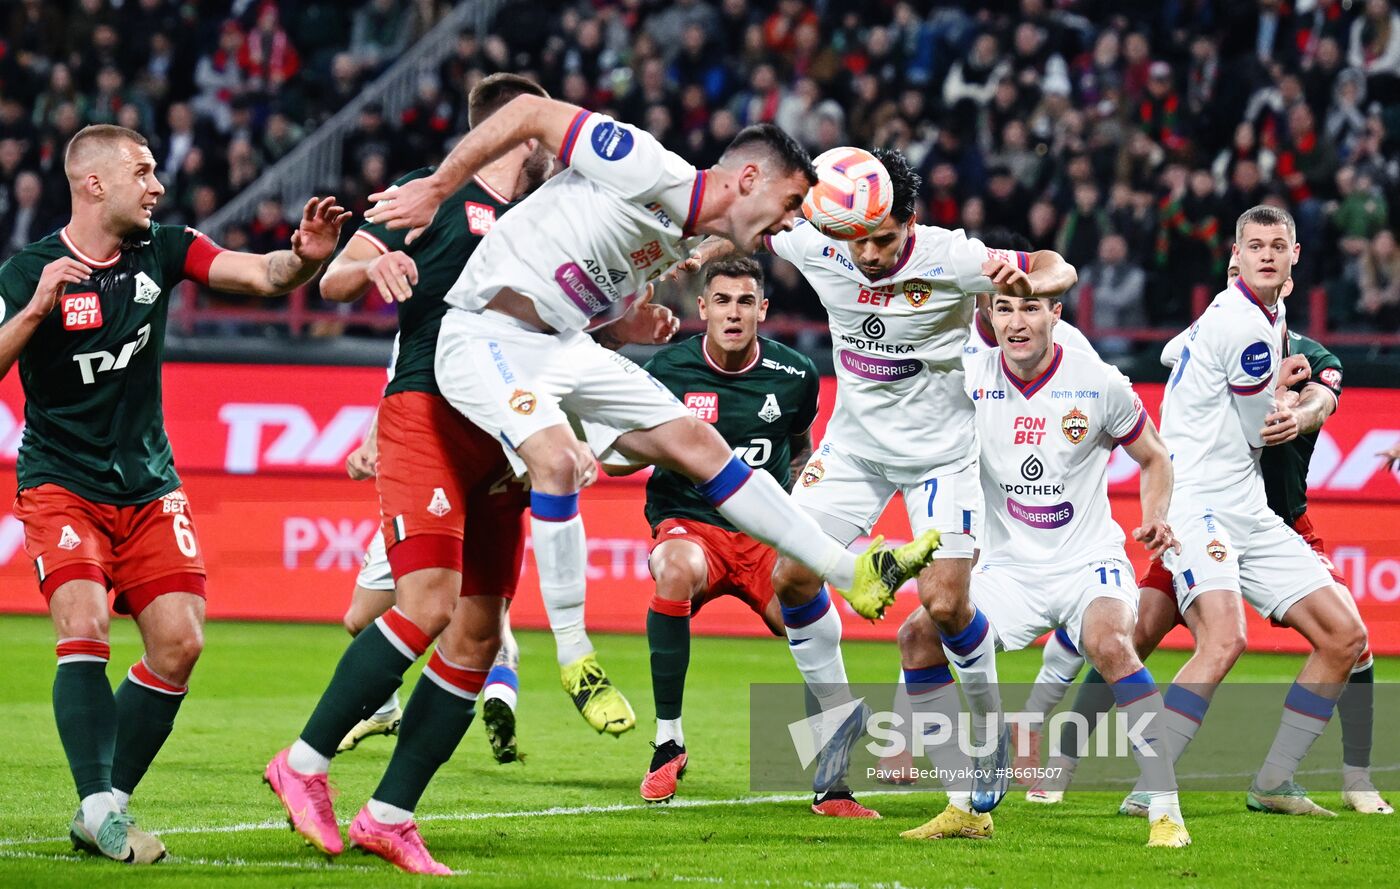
[1095, 565, 1122, 586]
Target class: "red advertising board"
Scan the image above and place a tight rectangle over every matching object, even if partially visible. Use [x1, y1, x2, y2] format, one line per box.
[0, 364, 1396, 653]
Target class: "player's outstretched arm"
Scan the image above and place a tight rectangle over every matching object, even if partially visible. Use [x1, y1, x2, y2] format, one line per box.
[0, 257, 91, 380]
[364, 95, 582, 239]
[206, 197, 351, 297]
[981, 249, 1078, 299]
[320, 236, 419, 304]
[1124, 418, 1179, 561]
[590, 285, 680, 349]
[1263, 378, 1336, 446]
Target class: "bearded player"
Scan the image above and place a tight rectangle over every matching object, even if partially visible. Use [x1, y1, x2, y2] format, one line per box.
[0, 124, 348, 864]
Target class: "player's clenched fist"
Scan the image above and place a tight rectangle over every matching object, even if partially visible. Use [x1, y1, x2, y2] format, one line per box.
[367, 251, 419, 303]
[29, 257, 92, 319]
[981, 258, 1034, 298]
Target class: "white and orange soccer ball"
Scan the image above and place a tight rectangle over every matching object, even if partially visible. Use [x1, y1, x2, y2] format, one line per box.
[800, 147, 893, 240]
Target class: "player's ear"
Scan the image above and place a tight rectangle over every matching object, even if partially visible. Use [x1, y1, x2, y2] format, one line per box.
[757, 297, 769, 322]
[696, 293, 709, 319]
[1051, 300, 1063, 321]
[738, 162, 760, 195]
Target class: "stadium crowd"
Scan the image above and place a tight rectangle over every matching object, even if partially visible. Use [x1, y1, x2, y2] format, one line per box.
[0, 0, 1398, 343]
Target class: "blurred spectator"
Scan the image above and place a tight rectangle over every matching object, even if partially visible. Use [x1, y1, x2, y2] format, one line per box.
[1, 171, 58, 260]
[194, 22, 247, 133]
[352, 0, 415, 74]
[944, 33, 1008, 109]
[1056, 182, 1112, 271]
[249, 198, 293, 255]
[1076, 233, 1146, 358]
[1358, 229, 1400, 328]
[1349, 0, 1400, 100]
[342, 104, 396, 180]
[239, 3, 301, 100]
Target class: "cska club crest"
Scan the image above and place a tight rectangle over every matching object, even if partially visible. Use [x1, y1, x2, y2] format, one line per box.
[509, 389, 537, 415]
[801, 459, 825, 488]
[1061, 408, 1089, 445]
[1207, 539, 1227, 562]
[903, 280, 932, 308]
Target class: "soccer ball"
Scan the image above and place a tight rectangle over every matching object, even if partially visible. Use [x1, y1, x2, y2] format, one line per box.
[800, 147, 893, 240]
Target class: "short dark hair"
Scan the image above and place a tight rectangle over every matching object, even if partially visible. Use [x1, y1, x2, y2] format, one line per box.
[64, 125, 149, 178]
[719, 124, 817, 185]
[871, 147, 921, 224]
[701, 256, 765, 293]
[1234, 204, 1296, 244]
[468, 73, 549, 128]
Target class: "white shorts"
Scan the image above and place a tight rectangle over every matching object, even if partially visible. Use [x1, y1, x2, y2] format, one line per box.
[355, 530, 395, 592]
[790, 439, 981, 558]
[971, 551, 1138, 652]
[435, 308, 691, 474]
[1167, 503, 1335, 621]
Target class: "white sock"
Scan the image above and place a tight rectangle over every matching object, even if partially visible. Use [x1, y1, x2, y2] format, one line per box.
[113, 789, 131, 814]
[529, 507, 593, 666]
[1160, 684, 1211, 764]
[367, 797, 413, 824]
[1111, 670, 1182, 825]
[889, 670, 914, 755]
[939, 609, 1001, 745]
[781, 589, 851, 709]
[372, 691, 400, 718]
[702, 462, 855, 588]
[1256, 682, 1337, 790]
[288, 738, 331, 775]
[81, 791, 119, 835]
[904, 665, 974, 812]
[656, 717, 684, 746]
[1026, 629, 1084, 718]
[1343, 765, 1373, 791]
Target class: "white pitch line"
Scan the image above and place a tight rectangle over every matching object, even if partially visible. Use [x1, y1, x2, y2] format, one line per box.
[0, 848, 384, 872]
[3, 763, 1393, 849]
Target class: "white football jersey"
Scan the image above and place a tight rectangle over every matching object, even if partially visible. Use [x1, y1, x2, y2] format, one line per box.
[1159, 279, 1285, 511]
[964, 343, 1148, 565]
[768, 222, 1019, 470]
[445, 111, 705, 332]
[963, 315, 1097, 359]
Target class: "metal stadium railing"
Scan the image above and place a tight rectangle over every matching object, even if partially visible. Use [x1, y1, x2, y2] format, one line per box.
[198, 0, 502, 238]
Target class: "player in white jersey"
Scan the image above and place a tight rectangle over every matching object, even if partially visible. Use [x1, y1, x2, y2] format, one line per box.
[890, 289, 1187, 845]
[1148, 205, 1368, 815]
[964, 299, 1095, 358]
[686, 150, 1079, 811]
[364, 101, 938, 729]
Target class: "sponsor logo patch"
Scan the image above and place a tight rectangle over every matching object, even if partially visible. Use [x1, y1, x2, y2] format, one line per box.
[1207, 539, 1227, 562]
[509, 389, 537, 415]
[591, 121, 634, 160]
[1006, 497, 1074, 529]
[668, 525, 688, 534]
[1062, 407, 1089, 445]
[972, 388, 1006, 401]
[464, 201, 496, 235]
[133, 271, 161, 304]
[61, 293, 102, 330]
[903, 280, 932, 308]
[801, 459, 825, 487]
[1319, 367, 1342, 389]
[1240, 341, 1272, 377]
[684, 392, 718, 422]
[1020, 454, 1044, 481]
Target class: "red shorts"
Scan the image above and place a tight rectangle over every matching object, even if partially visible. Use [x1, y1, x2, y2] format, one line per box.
[13, 484, 206, 617]
[376, 391, 527, 597]
[1139, 510, 1345, 626]
[1290, 512, 1345, 586]
[650, 518, 777, 629]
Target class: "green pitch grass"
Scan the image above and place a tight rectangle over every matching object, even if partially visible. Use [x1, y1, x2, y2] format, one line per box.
[0, 615, 1392, 888]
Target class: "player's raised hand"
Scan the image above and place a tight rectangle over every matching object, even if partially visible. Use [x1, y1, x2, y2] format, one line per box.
[365, 177, 445, 245]
[291, 196, 352, 264]
[1133, 519, 1179, 562]
[615, 284, 681, 345]
[367, 251, 419, 303]
[28, 257, 92, 318]
[981, 258, 1033, 298]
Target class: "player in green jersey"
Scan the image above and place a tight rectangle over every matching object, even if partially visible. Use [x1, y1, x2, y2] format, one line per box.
[607, 258, 877, 817]
[0, 124, 348, 864]
[1035, 262, 1389, 817]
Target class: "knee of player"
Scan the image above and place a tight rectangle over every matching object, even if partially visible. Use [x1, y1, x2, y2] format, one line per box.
[149, 628, 204, 677]
[440, 626, 501, 666]
[896, 615, 943, 664]
[1329, 618, 1368, 663]
[531, 445, 588, 493]
[651, 556, 704, 601]
[1206, 628, 1247, 670]
[770, 557, 820, 603]
[342, 609, 370, 637]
